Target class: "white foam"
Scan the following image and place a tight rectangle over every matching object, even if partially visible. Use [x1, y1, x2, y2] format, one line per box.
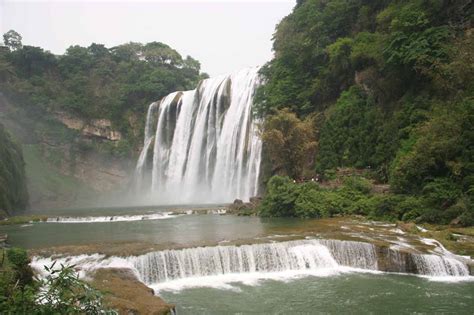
[149, 267, 382, 292]
[45, 212, 179, 223]
[391, 228, 406, 235]
[416, 225, 428, 232]
[31, 254, 135, 279]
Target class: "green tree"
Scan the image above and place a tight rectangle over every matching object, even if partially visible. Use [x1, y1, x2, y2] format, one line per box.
[3, 30, 22, 51]
[262, 108, 317, 179]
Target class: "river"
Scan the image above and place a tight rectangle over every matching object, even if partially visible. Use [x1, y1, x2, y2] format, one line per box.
[2, 206, 473, 314]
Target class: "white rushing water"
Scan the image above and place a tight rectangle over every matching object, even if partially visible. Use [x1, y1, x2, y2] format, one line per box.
[46, 212, 178, 223]
[31, 239, 472, 292]
[411, 254, 468, 277]
[134, 67, 262, 204]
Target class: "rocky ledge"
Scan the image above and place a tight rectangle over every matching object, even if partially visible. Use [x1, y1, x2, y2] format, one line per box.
[91, 268, 175, 315]
[54, 111, 122, 141]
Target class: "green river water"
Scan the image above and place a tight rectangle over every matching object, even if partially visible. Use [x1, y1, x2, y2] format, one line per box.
[2, 206, 473, 314]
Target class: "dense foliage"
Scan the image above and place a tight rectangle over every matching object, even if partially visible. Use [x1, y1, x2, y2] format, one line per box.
[0, 123, 28, 214]
[0, 32, 207, 149]
[261, 108, 317, 180]
[0, 247, 115, 314]
[259, 175, 473, 226]
[258, 0, 473, 225]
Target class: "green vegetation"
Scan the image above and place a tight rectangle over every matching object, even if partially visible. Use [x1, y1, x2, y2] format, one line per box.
[0, 123, 28, 214]
[0, 247, 115, 314]
[259, 175, 473, 227]
[261, 109, 317, 180]
[0, 215, 47, 226]
[257, 0, 473, 226]
[0, 31, 207, 152]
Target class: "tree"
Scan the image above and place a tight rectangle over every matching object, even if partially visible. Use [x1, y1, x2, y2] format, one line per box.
[143, 42, 182, 66]
[3, 30, 22, 51]
[262, 108, 317, 179]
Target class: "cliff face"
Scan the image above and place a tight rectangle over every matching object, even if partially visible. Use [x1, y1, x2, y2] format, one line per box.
[54, 112, 123, 142]
[0, 93, 134, 210]
[0, 122, 28, 215]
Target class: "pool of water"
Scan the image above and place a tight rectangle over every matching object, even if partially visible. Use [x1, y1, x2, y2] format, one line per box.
[160, 273, 474, 314]
[1, 207, 305, 249]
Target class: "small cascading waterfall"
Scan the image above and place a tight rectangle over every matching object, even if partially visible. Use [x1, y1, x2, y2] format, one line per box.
[31, 239, 472, 291]
[131, 240, 470, 286]
[411, 254, 469, 277]
[134, 67, 262, 204]
[320, 239, 378, 270]
[132, 240, 379, 285]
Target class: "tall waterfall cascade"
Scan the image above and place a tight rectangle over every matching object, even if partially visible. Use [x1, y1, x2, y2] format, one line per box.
[134, 67, 262, 204]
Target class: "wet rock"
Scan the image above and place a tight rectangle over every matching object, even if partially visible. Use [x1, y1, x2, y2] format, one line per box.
[397, 222, 418, 234]
[450, 217, 462, 226]
[91, 268, 174, 315]
[228, 198, 258, 216]
[375, 246, 417, 274]
[249, 196, 262, 206]
[467, 262, 474, 276]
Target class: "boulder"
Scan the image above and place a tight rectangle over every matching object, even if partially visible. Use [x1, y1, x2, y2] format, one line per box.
[227, 198, 259, 216]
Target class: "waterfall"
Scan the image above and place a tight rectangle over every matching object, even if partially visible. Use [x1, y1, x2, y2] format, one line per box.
[320, 239, 378, 270]
[31, 239, 472, 292]
[133, 241, 340, 284]
[130, 240, 470, 286]
[134, 67, 262, 204]
[411, 254, 469, 277]
[134, 102, 158, 191]
[45, 212, 176, 223]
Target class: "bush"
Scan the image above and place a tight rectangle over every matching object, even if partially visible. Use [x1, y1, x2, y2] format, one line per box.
[399, 196, 428, 222]
[0, 250, 116, 314]
[6, 248, 33, 287]
[37, 262, 116, 314]
[259, 175, 372, 218]
[258, 176, 299, 217]
[342, 176, 373, 194]
[422, 178, 461, 208]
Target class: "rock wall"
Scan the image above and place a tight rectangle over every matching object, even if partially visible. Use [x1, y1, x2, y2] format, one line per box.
[0, 93, 133, 210]
[54, 112, 122, 141]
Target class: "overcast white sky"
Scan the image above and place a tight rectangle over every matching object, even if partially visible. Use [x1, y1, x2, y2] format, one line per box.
[0, 0, 295, 76]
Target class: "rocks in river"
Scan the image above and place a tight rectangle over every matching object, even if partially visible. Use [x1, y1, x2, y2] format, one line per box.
[375, 246, 418, 274]
[227, 197, 262, 216]
[468, 262, 474, 276]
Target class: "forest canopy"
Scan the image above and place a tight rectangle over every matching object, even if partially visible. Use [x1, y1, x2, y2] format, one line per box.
[257, 0, 473, 225]
[0, 32, 207, 147]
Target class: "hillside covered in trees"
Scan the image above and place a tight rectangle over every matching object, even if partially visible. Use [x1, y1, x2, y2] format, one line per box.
[257, 0, 474, 226]
[0, 31, 206, 210]
[1, 30, 206, 150]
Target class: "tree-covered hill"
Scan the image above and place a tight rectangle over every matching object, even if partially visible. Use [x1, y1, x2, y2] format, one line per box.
[0, 31, 207, 209]
[258, 0, 473, 225]
[0, 30, 207, 149]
